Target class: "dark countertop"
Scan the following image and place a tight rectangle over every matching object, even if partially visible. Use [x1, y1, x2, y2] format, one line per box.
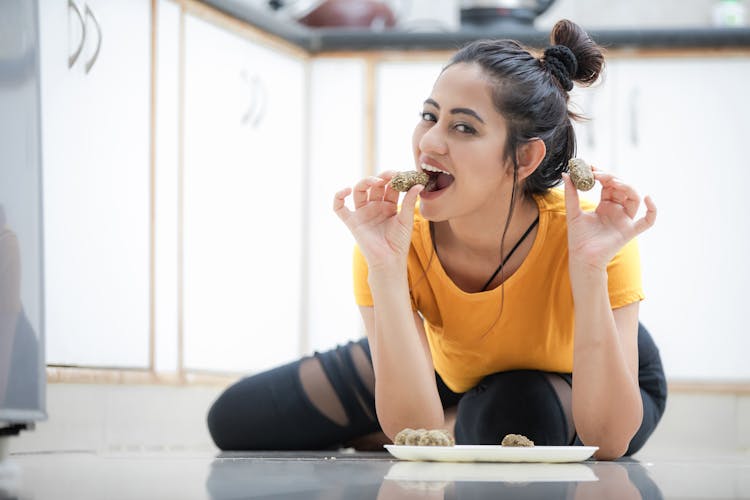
[204, 0, 750, 53]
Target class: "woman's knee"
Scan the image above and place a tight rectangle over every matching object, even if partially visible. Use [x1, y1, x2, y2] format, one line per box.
[206, 362, 308, 450]
[206, 373, 272, 450]
[206, 340, 378, 450]
[206, 388, 234, 449]
[637, 322, 668, 414]
[454, 370, 570, 446]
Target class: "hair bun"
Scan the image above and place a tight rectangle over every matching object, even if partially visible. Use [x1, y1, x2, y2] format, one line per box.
[543, 45, 577, 91]
[547, 19, 604, 88]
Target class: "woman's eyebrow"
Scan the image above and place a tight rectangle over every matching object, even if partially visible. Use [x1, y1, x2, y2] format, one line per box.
[424, 98, 485, 124]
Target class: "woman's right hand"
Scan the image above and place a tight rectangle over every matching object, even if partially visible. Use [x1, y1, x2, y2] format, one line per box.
[333, 171, 423, 273]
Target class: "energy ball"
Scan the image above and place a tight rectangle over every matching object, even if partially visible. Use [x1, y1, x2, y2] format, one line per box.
[568, 158, 595, 191]
[394, 428, 454, 446]
[501, 434, 535, 447]
[390, 171, 429, 192]
[417, 429, 455, 446]
[394, 428, 416, 445]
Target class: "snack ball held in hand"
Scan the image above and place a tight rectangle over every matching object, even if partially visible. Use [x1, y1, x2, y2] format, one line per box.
[568, 158, 595, 191]
[390, 171, 429, 192]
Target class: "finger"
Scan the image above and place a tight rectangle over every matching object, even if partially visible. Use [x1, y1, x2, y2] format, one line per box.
[633, 195, 657, 235]
[601, 184, 636, 214]
[622, 196, 641, 220]
[597, 175, 640, 201]
[562, 173, 582, 219]
[376, 170, 398, 180]
[368, 176, 390, 202]
[333, 187, 353, 223]
[598, 176, 641, 218]
[593, 171, 619, 187]
[383, 181, 401, 205]
[375, 170, 401, 204]
[397, 183, 424, 227]
[352, 177, 380, 209]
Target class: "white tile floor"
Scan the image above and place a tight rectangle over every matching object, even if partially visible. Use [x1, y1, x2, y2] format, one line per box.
[3, 384, 750, 499]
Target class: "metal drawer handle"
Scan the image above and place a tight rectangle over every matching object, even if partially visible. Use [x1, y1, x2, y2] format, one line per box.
[68, 0, 86, 68]
[84, 4, 102, 74]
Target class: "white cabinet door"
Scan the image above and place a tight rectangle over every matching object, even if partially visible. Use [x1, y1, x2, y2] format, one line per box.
[611, 58, 750, 380]
[40, 0, 152, 367]
[306, 58, 367, 354]
[182, 15, 305, 373]
[375, 61, 444, 173]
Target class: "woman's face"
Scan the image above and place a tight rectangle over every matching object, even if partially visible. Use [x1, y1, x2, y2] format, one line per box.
[412, 62, 513, 222]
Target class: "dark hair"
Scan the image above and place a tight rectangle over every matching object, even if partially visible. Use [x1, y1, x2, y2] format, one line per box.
[447, 19, 604, 199]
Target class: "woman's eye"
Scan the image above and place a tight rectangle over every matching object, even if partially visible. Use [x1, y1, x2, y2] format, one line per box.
[455, 124, 476, 134]
[420, 111, 437, 122]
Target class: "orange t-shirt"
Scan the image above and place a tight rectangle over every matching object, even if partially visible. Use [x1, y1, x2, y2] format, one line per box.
[352, 188, 644, 393]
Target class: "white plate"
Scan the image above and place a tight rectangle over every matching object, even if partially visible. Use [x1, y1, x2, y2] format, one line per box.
[384, 445, 598, 463]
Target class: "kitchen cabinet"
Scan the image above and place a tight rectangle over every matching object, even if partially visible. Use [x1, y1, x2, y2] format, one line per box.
[40, 0, 152, 367]
[608, 57, 750, 380]
[181, 14, 306, 373]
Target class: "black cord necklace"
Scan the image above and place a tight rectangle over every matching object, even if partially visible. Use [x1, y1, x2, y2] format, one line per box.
[430, 215, 540, 292]
[480, 215, 539, 291]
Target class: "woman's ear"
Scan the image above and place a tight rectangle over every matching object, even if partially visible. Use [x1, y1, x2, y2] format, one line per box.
[515, 138, 546, 181]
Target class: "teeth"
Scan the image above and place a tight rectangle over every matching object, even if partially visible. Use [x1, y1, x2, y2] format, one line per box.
[421, 163, 452, 176]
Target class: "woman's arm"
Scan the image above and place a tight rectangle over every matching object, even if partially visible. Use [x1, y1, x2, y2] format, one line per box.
[334, 173, 442, 440]
[359, 304, 443, 440]
[570, 271, 642, 460]
[563, 169, 657, 460]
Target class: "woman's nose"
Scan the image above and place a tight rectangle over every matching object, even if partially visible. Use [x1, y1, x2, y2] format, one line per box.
[419, 124, 448, 156]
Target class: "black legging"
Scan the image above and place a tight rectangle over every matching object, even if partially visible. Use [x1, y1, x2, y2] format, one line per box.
[207, 323, 667, 455]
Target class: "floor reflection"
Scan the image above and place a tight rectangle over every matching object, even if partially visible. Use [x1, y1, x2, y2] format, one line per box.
[205, 454, 663, 500]
[378, 460, 662, 499]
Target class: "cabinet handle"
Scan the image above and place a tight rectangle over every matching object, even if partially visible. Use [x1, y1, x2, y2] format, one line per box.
[240, 71, 257, 126]
[84, 5, 102, 74]
[251, 78, 266, 128]
[240, 72, 266, 128]
[68, 0, 86, 68]
[629, 87, 640, 147]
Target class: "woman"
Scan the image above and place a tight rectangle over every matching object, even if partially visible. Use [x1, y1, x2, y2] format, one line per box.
[207, 19, 667, 460]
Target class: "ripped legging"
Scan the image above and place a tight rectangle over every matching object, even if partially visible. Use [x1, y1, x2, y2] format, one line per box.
[207, 323, 667, 455]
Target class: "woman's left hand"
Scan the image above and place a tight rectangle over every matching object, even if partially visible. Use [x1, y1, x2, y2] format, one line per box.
[563, 169, 657, 271]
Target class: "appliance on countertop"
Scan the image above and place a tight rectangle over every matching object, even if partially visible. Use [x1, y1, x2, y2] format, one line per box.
[460, 0, 557, 28]
[268, 0, 398, 29]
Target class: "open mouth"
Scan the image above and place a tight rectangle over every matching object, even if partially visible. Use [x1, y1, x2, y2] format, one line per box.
[421, 164, 454, 193]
